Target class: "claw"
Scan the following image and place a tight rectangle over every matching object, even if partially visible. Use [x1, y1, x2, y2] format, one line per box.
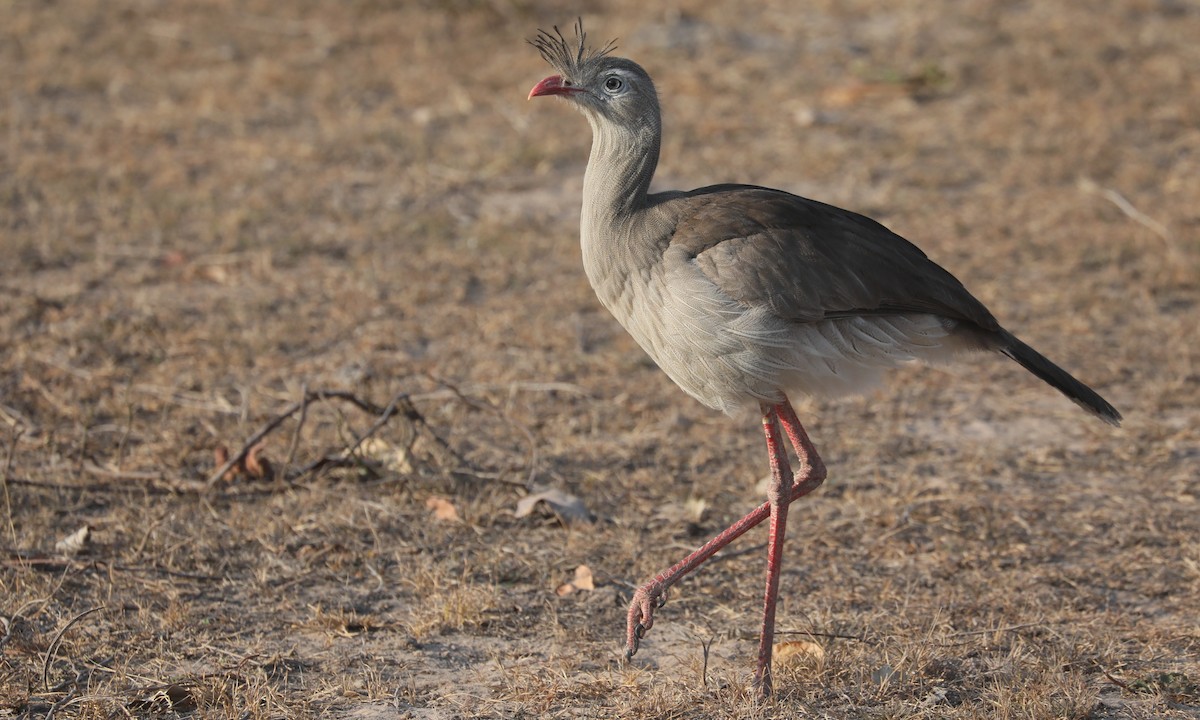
[626, 583, 665, 659]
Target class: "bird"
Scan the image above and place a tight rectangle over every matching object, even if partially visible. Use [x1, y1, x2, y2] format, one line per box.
[526, 20, 1120, 697]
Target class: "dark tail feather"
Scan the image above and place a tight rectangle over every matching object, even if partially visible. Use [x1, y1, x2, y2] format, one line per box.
[997, 331, 1122, 427]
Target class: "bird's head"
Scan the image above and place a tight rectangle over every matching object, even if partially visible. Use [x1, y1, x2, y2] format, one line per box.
[528, 20, 659, 131]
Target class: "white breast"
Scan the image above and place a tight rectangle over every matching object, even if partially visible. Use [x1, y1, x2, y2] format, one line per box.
[592, 245, 977, 416]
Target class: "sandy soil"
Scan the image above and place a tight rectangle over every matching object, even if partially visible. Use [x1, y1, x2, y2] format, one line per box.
[2, 1, 1198, 718]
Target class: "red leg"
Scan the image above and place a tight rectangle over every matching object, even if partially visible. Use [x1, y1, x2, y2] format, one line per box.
[752, 403, 793, 696]
[625, 399, 828, 679]
[776, 400, 827, 487]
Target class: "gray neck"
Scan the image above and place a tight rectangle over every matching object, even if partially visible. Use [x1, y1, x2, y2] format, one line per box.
[580, 111, 661, 247]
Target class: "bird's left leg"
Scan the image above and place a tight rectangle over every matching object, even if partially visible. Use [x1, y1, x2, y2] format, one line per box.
[625, 403, 824, 661]
[625, 486, 774, 658]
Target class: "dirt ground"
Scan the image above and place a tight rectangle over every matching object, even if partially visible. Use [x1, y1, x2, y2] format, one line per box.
[2, 1, 1198, 718]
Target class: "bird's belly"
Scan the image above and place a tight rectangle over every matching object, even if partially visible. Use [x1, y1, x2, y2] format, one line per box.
[600, 268, 971, 416]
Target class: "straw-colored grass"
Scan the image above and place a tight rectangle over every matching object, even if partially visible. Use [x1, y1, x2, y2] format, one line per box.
[2, 1, 1197, 717]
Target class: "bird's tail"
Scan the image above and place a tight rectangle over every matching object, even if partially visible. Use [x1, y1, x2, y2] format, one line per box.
[997, 331, 1122, 427]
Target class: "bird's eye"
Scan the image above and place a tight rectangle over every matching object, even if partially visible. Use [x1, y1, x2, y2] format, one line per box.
[603, 76, 624, 94]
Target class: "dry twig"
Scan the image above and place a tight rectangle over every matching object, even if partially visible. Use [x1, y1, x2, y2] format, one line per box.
[2, 425, 20, 544]
[42, 605, 106, 692]
[283, 382, 310, 475]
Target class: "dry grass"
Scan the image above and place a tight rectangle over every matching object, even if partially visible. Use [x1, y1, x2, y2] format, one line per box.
[2, 1, 1198, 718]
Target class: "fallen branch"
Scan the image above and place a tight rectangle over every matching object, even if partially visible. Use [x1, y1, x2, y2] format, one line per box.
[205, 388, 465, 488]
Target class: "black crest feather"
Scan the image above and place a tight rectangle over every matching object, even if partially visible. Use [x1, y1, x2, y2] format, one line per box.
[529, 18, 617, 75]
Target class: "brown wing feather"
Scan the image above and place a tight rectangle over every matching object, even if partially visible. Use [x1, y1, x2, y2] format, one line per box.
[665, 185, 1001, 331]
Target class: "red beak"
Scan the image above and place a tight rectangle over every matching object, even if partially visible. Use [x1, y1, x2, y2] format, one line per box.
[528, 74, 584, 100]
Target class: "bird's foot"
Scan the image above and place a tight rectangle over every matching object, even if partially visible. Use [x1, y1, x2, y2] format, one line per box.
[625, 582, 668, 659]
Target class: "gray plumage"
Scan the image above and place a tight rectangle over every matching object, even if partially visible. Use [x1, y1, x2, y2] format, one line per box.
[529, 22, 1121, 422]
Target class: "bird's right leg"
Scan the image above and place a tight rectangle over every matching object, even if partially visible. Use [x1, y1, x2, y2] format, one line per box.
[625, 400, 827, 659]
[753, 404, 794, 696]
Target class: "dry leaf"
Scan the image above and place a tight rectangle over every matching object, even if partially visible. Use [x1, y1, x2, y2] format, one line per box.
[774, 640, 825, 667]
[683, 497, 709, 523]
[821, 80, 903, 108]
[215, 442, 274, 483]
[214, 444, 239, 482]
[55, 526, 91, 556]
[425, 496, 459, 521]
[655, 497, 709, 524]
[159, 250, 189, 269]
[872, 663, 905, 684]
[571, 564, 594, 591]
[244, 442, 272, 480]
[515, 488, 593, 525]
[360, 437, 414, 474]
[555, 564, 595, 596]
[128, 683, 196, 712]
